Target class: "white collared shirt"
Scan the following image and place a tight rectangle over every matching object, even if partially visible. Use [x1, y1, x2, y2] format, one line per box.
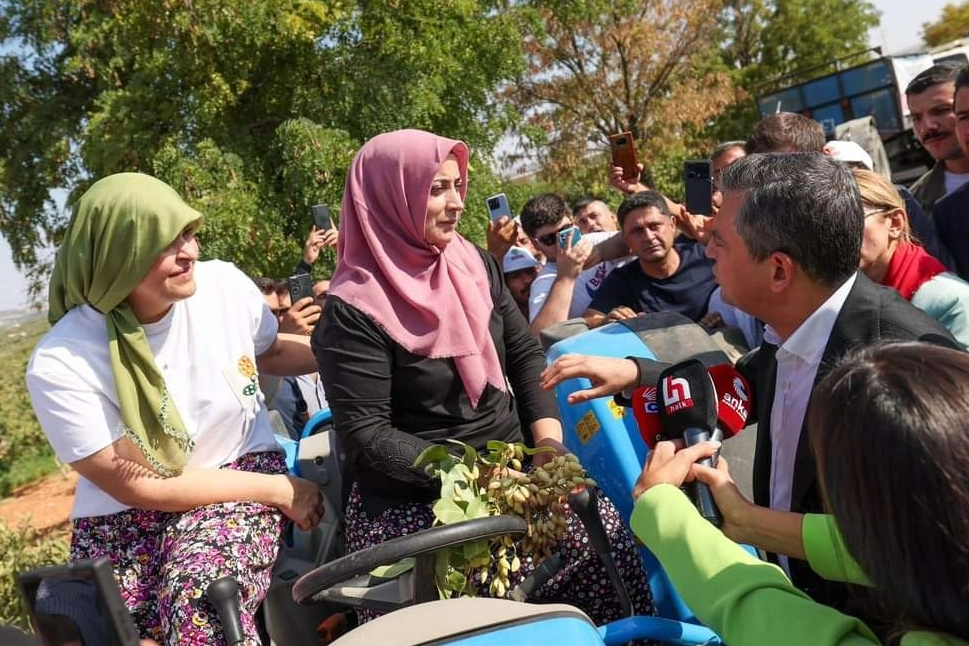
[762, 273, 857, 572]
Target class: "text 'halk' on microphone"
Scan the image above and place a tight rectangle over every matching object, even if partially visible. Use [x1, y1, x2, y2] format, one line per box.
[656, 359, 721, 526]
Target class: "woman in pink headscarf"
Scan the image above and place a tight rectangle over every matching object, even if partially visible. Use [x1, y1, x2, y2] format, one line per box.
[314, 129, 653, 624]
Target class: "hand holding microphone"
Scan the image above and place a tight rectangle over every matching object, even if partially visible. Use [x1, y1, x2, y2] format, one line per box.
[630, 360, 751, 526]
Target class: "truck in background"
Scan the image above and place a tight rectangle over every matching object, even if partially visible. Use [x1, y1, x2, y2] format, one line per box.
[755, 39, 969, 184]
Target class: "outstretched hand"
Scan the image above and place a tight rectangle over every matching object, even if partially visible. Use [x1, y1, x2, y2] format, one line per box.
[540, 354, 640, 403]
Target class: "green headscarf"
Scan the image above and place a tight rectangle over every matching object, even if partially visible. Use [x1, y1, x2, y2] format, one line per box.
[48, 173, 204, 476]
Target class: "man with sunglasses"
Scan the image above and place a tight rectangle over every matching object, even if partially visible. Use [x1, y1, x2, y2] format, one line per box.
[520, 193, 629, 336]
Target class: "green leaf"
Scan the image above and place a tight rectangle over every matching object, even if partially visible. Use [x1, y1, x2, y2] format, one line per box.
[370, 557, 415, 579]
[414, 444, 450, 469]
[432, 496, 469, 526]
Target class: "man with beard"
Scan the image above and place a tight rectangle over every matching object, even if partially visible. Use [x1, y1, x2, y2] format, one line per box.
[906, 62, 969, 215]
[582, 190, 716, 328]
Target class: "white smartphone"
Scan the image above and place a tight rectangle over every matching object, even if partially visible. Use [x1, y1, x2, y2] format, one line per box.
[486, 193, 512, 221]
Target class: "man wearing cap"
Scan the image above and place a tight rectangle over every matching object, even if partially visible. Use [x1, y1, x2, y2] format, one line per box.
[824, 140, 951, 267]
[503, 246, 542, 319]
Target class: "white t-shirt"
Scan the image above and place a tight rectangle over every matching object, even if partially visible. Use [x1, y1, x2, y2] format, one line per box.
[26, 260, 283, 519]
[527, 231, 627, 321]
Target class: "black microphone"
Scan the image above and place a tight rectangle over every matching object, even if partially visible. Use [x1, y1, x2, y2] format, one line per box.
[206, 577, 245, 646]
[656, 358, 721, 526]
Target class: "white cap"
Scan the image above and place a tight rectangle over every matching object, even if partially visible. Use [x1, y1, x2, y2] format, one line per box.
[503, 246, 540, 274]
[823, 140, 873, 171]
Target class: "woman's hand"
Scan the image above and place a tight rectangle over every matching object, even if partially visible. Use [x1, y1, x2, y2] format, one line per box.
[691, 457, 755, 544]
[275, 475, 325, 531]
[532, 436, 569, 469]
[631, 440, 720, 500]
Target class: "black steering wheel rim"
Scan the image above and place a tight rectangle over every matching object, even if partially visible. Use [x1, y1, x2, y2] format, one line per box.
[292, 515, 527, 605]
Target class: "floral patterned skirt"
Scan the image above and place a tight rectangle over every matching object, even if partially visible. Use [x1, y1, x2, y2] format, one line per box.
[70, 451, 288, 646]
[346, 482, 656, 626]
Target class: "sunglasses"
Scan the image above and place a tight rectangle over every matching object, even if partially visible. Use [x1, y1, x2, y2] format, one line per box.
[535, 223, 574, 247]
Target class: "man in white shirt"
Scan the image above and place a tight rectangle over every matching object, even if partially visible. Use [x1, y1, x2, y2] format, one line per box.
[519, 193, 628, 336]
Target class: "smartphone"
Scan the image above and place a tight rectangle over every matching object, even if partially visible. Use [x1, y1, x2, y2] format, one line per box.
[288, 273, 313, 304]
[18, 557, 140, 646]
[311, 204, 332, 231]
[558, 225, 583, 249]
[609, 131, 639, 180]
[486, 193, 512, 222]
[684, 159, 713, 216]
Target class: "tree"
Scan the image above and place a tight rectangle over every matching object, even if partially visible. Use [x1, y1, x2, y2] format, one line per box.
[0, 0, 526, 294]
[922, 2, 969, 47]
[712, 0, 880, 142]
[506, 0, 738, 199]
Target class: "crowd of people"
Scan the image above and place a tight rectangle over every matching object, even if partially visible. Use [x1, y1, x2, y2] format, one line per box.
[17, 59, 969, 646]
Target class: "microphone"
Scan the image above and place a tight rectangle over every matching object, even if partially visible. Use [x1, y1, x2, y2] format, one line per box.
[632, 364, 751, 450]
[631, 384, 663, 449]
[656, 359, 721, 526]
[707, 363, 751, 445]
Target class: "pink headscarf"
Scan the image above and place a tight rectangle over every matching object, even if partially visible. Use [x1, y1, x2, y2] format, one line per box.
[328, 129, 507, 407]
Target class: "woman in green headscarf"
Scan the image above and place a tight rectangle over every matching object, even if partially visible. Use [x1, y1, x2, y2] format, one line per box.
[26, 173, 323, 645]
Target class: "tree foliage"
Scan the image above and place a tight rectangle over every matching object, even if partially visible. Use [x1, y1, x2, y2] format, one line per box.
[507, 0, 737, 198]
[0, 0, 525, 291]
[922, 2, 969, 47]
[711, 0, 880, 143]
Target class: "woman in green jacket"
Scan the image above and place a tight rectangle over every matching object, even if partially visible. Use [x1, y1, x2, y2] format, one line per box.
[630, 341, 969, 646]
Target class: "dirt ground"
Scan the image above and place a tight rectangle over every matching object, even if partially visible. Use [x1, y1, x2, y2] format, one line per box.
[0, 469, 76, 534]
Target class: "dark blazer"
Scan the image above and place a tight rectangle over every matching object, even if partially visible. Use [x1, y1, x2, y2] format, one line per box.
[743, 273, 958, 607]
[932, 181, 969, 282]
[633, 273, 957, 610]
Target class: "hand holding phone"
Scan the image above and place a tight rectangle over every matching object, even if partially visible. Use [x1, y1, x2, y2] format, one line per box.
[486, 193, 512, 222]
[557, 225, 583, 249]
[311, 204, 332, 231]
[288, 273, 314, 305]
[609, 132, 640, 180]
[684, 159, 713, 216]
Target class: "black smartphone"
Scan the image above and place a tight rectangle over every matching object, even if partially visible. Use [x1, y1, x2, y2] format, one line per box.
[684, 159, 713, 216]
[609, 131, 639, 180]
[311, 204, 332, 231]
[18, 557, 140, 646]
[288, 273, 313, 304]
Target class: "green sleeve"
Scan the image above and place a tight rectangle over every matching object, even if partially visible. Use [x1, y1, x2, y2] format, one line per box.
[630, 484, 878, 646]
[802, 514, 870, 586]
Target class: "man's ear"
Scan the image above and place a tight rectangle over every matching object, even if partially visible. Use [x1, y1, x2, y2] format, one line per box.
[768, 251, 796, 294]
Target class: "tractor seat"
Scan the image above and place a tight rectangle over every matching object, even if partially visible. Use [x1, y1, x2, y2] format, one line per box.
[332, 597, 597, 646]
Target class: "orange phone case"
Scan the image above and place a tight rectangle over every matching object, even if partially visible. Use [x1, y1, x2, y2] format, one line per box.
[609, 132, 639, 180]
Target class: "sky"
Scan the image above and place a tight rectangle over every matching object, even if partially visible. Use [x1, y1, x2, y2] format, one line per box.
[0, 0, 955, 311]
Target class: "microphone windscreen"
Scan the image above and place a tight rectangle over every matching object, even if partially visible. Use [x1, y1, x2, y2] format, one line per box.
[657, 359, 717, 436]
[631, 385, 663, 449]
[707, 363, 751, 438]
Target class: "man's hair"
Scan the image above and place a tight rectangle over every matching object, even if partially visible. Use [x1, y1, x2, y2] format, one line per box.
[520, 193, 570, 237]
[571, 196, 606, 218]
[956, 63, 969, 94]
[253, 277, 277, 295]
[616, 190, 671, 228]
[719, 153, 862, 286]
[745, 113, 826, 153]
[809, 342, 969, 637]
[711, 140, 747, 165]
[905, 61, 963, 95]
